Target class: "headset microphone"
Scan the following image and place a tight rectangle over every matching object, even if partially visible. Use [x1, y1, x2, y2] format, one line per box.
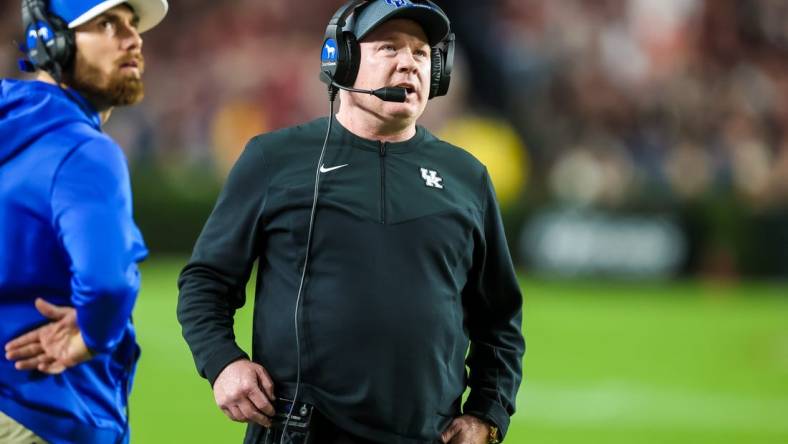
[319, 72, 407, 103]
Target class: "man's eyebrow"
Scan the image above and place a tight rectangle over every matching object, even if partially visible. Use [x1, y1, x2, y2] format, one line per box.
[100, 9, 140, 28]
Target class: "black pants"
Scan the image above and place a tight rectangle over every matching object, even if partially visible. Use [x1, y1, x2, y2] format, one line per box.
[251, 410, 379, 444]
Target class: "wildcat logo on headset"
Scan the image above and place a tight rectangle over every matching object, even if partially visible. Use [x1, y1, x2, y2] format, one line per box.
[26, 21, 54, 47]
[321, 38, 339, 67]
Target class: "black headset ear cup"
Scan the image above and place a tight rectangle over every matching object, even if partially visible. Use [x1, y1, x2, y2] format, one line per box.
[429, 47, 443, 99]
[330, 33, 348, 85]
[341, 32, 361, 87]
[331, 31, 359, 87]
[430, 33, 454, 99]
[48, 13, 75, 71]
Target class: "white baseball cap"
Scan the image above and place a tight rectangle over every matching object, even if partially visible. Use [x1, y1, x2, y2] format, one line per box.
[49, 0, 168, 33]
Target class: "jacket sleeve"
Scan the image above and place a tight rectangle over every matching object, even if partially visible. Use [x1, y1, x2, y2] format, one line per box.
[177, 137, 267, 385]
[51, 138, 146, 354]
[461, 168, 525, 440]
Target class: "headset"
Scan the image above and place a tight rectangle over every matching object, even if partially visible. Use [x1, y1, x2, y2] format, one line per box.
[320, 0, 455, 99]
[19, 0, 101, 123]
[20, 0, 75, 77]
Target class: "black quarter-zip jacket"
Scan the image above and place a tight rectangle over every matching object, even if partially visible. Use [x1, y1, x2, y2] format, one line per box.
[177, 116, 524, 443]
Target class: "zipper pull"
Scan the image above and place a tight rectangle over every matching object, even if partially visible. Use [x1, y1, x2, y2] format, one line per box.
[379, 141, 387, 156]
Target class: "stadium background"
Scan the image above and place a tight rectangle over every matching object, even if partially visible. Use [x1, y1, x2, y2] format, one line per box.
[1, 0, 787, 442]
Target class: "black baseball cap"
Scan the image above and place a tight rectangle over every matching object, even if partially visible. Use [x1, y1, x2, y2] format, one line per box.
[350, 0, 450, 46]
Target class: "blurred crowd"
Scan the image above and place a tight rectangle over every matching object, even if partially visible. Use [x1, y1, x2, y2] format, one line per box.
[494, 0, 788, 213]
[3, 0, 786, 209]
[2, 0, 788, 273]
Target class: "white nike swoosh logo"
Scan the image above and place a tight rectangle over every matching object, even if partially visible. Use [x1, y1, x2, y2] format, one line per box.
[320, 163, 348, 173]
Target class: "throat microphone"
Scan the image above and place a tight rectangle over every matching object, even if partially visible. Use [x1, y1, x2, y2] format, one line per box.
[320, 72, 407, 103]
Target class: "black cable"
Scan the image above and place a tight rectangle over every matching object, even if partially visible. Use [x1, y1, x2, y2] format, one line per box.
[279, 85, 339, 444]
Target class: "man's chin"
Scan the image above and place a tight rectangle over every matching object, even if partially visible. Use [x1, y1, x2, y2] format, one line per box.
[70, 77, 144, 108]
[112, 78, 145, 106]
[90, 78, 144, 107]
[384, 103, 422, 120]
[114, 90, 144, 106]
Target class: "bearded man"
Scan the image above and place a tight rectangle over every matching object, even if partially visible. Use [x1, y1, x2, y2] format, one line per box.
[0, 1, 167, 443]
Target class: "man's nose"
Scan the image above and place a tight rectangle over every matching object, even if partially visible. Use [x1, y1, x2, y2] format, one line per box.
[121, 25, 143, 51]
[395, 49, 419, 73]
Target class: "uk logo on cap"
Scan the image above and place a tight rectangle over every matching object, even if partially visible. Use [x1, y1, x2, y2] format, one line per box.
[321, 38, 338, 66]
[385, 0, 412, 7]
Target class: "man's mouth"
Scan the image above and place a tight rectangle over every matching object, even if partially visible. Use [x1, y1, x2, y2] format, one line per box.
[394, 83, 416, 95]
[119, 58, 143, 73]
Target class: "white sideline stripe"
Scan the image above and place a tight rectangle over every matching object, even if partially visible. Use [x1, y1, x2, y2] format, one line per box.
[516, 382, 788, 433]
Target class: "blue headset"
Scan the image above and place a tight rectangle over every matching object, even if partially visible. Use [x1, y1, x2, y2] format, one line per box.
[20, 0, 75, 75]
[320, 0, 455, 99]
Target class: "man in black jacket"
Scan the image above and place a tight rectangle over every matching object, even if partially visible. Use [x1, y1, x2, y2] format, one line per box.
[177, 1, 524, 443]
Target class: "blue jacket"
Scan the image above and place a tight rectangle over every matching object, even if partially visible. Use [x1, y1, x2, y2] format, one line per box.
[0, 79, 147, 444]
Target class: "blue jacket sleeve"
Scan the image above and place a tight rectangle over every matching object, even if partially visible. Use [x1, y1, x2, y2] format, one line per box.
[51, 137, 146, 354]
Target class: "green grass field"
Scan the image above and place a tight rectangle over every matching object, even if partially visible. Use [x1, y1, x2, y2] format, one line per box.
[129, 258, 788, 443]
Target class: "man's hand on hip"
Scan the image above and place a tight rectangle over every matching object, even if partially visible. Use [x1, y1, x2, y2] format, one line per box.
[4, 298, 93, 374]
[213, 358, 276, 427]
[441, 414, 492, 444]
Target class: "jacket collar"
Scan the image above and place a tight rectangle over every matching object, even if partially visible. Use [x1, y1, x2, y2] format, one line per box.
[331, 115, 425, 153]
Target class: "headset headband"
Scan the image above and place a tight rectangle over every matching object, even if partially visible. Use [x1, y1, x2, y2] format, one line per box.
[320, 0, 454, 99]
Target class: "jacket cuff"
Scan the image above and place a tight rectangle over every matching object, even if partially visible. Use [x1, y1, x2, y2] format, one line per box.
[77, 315, 122, 354]
[202, 345, 249, 386]
[463, 393, 511, 441]
[79, 329, 112, 355]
